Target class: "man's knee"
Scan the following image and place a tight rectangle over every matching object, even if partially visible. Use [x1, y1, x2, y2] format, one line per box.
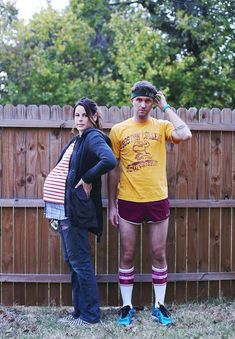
[121, 249, 135, 266]
[151, 246, 166, 263]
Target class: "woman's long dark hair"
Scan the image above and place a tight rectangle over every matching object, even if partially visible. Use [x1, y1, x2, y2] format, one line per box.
[73, 97, 103, 131]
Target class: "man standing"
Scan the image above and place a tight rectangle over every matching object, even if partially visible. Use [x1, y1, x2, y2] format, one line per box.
[108, 80, 192, 326]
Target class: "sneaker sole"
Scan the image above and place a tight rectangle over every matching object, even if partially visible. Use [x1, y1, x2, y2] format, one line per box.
[152, 315, 174, 326]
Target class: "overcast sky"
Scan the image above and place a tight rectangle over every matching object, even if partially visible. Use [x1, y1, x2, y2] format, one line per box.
[15, 0, 69, 22]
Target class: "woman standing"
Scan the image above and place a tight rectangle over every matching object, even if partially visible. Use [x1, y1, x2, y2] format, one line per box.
[43, 97, 116, 326]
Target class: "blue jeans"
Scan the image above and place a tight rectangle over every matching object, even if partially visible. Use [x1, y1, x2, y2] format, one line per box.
[59, 219, 100, 323]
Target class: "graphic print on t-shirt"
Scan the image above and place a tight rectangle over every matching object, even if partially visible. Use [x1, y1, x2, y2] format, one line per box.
[121, 131, 161, 172]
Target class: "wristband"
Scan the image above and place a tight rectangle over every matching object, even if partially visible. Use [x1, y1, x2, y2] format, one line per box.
[162, 104, 171, 112]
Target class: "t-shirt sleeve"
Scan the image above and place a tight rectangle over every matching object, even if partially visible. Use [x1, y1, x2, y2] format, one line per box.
[164, 121, 180, 144]
[108, 127, 120, 159]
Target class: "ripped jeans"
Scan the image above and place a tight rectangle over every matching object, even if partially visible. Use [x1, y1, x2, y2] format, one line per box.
[59, 219, 100, 323]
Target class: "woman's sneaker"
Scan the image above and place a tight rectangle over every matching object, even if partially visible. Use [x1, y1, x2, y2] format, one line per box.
[117, 305, 135, 325]
[58, 314, 78, 324]
[58, 314, 90, 327]
[152, 304, 174, 326]
[67, 317, 90, 327]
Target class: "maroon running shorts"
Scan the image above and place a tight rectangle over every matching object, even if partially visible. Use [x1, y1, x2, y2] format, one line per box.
[118, 198, 170, 224]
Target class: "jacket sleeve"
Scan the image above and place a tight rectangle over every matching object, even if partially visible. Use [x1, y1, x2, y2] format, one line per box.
[82, 133, 117, 183]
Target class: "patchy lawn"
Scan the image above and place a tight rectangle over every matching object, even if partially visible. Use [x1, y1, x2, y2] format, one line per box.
[0, 300, 234, 338]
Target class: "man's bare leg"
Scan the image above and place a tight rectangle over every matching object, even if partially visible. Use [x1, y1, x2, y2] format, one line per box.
[118, 217, 140, 308]
[148, 218, 169, 306]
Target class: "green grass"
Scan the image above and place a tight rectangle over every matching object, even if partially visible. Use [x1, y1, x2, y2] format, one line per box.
[0, 301, 234, 338]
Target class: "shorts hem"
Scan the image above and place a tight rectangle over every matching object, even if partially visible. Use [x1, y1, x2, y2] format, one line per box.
[146, 216, 170, 223]
[118, 214, 142, 225]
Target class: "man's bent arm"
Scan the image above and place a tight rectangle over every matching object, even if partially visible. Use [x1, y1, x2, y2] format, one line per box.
[156, 91, 192, 142]
[165, 108, 192, 141]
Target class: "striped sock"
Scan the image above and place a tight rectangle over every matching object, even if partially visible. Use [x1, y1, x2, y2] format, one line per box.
[152, 265, 167, 307]
[119, 267, 134, 308]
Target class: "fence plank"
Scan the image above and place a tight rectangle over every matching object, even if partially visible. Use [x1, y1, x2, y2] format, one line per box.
[198, 109, 210, 300]
[1, 119, 235, 131]
[37, 208, 49, 305]
[141, 224, 153, 306]
[220, 109, 233, 298]
[1, 208, 14, 305]
[166, 209, 176, 303]
[209, 208, 220, 299]
[1, 272, 235, 283]
[232, 111, 235, 297]
[25, 208, 38, 305]
[26, 107, 39, 198]
[2, 128, 14, 197]
[175, 208, 187, 303]
[210, 108, 222, 200]
[175, 108, 188, 301]
[14, 208, 26, 305]
[232, 207, 235, 298]
[107, 106, 122, 123]
[186, 107, 199, 301]
[232, 111, 235, 198]
[221, 109, 232, 199]
[132, 226, 141, 307]
[0, 105, 3, 119]
[198, 108, 210, 199]
[0, 125, 2, 198]
[187, 209, 199, 301]
[198, 209, 209, 300]
[107, 219, 119, 306]
[97, 209, 108, 306]
[209, 109, 223, 297]
[176, 108, 189, 198]
[48, 107, 62, 306]
[38, 105, 50, 120]
[1, 198, 235, 208]
[220, 208, 232, 298]
[4, 104, 16, 118]
[167, 143, 178, 199]
[59, 110, 72, 306]
[121, 106, 132, 120]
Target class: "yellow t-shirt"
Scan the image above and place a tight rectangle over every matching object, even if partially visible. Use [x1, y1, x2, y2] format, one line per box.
[109, 117, 176, 202]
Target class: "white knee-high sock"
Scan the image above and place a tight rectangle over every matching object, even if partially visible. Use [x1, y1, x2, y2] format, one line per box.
[152, 265, 167, 307]
[119, 267, 134, 308]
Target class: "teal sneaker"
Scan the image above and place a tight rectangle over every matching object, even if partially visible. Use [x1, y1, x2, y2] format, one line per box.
[117, 305, 135, 325]
[152, 304, 174, 326]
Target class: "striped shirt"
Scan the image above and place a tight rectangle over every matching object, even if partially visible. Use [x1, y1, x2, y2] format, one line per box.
[43, 142, 75, 204]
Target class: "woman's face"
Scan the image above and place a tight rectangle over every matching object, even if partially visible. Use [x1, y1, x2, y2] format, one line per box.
[74, 105, 94, 135]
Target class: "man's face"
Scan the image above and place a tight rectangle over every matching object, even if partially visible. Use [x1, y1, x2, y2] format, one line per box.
[132, 96, 154, 119]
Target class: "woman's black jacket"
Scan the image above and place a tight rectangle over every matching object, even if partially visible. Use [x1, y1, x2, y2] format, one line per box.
[57, 128, 116, 240]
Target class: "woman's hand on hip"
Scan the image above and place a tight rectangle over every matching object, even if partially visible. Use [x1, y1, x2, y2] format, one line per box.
[75, 179, 92, 198]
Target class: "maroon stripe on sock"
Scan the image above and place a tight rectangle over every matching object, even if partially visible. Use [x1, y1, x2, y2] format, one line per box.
[151, 269, 167, 276]
[119, 271, 134, 277]
[119, 278, 134, 285]
[152, 269, 167, 285]
[119, 269, 134, 285]
[152, 277, 167, 285]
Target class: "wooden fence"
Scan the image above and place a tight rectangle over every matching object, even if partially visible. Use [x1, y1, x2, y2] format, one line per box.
[0, 104, 234, 306]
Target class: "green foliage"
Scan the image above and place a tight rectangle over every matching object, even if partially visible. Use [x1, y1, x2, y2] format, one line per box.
[103, 13, 171, 106]
[0, 0, 234, 108]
